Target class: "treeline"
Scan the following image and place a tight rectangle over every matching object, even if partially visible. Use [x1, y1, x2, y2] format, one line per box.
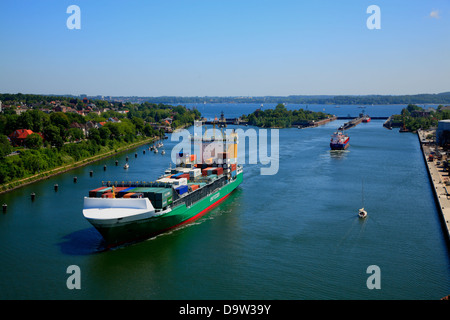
[390, 104, 450, 131]
[6, 92, 450, 106]
[104, 92, 450, 105]
[241, 103, 332, 128]
[0, 95, 201, 185]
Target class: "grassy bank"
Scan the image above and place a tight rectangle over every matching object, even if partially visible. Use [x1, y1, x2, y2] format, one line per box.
[0, 136, 158, 195]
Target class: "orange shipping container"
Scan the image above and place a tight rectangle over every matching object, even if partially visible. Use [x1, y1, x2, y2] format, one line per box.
[190, 154, 197, 162]
[190, 184, 199, 191]
[231, 164, 237, 171]
[123, 193, 135, 198]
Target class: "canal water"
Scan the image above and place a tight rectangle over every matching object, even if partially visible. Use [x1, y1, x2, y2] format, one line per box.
[0, 105, 449, 299]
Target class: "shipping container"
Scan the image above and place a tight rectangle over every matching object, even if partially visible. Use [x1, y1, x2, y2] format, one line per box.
[96, 187, 112, 197]
[112, 187, 128, 192]
[153, 188, 172, 201]
[89, 187, 107, 197]
[175, 173, 190, 180]
[231, 164, 237, 171]
[117, 187, 136, 193]
[189, 168, 201, 177]
[175, 185, 189, 195]
[152, 198, 168, 208]
[190, 184, 199, 191]
[123, 193, 136, 198]
[101, 192, 114, 198]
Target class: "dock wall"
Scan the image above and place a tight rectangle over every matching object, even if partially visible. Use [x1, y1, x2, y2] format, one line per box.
[418, 130, 450, 245]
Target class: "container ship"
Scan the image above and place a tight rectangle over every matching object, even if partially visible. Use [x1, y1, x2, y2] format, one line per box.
[83, 129, 243, 247]
[330, 129, 350, 150]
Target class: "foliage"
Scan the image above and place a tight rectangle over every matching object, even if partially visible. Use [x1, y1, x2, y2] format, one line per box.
[0, 93, 201, 184]
[391, 104, 450, 131]
[243, 104, 332, 128]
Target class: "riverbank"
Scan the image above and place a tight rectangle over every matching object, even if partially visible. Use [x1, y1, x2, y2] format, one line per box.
[0, 136, 159, 195]
[417, 129, 450, 244]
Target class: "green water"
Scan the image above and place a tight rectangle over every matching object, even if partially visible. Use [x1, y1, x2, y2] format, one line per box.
[0, 119, 449, 299]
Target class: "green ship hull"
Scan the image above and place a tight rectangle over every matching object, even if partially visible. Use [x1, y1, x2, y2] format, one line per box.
[93, 172, 243, 247]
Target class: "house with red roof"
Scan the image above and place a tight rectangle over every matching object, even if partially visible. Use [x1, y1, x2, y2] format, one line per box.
[9, 129, 44, 146]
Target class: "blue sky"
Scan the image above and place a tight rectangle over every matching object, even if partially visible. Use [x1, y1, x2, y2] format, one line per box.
[0, 0, 449, 97]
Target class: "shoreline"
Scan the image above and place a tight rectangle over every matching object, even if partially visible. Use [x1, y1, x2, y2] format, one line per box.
[417, 129, 450, 245]
[0, 136, 159, 195]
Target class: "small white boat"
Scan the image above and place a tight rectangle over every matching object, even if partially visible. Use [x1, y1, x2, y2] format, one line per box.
[358, 208, 367, 218]
[154, 148, 158, 154]
[161, 150, 165, 155]
[123, 163, 129, 169]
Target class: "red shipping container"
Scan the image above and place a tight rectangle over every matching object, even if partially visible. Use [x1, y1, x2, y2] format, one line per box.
[231, 164, 237, 171]
[190, 184, 199, 191]
[176, 173, 189, 179]
[89, 187, 106, 197]
[102, 192, 114, 198]
[202, 167, 214, 176]
[213, 167, 223, 175]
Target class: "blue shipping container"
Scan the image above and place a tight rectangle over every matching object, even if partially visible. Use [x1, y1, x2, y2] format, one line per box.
[175, 185, 188, 195]
[118, 187, 136, 193]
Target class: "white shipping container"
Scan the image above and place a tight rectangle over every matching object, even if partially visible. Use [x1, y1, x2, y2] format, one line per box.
[189, 168, 201, 177]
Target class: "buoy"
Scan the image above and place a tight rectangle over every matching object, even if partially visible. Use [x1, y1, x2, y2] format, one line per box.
[54, 184, 58, 192]
[104, 165, 107, 171]
[135, 153, 137, 158]
[31, 193, 36, 201]
[90, 171, 93, 177]
[2, 204, 7, 213]
[74, 176, 78, 183]
[143, 150, 146, 154]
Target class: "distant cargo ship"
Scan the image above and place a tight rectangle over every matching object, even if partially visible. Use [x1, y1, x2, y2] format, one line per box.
[83, 130, 243, 247]
[330, 130, 350, 150]
[362, 115, 371, 123]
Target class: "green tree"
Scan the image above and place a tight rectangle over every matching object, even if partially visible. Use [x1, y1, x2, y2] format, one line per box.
[98, 126, 111, 140]
[0, 135, 12, 158]
[43, 124, 61, 146]
[67, 128, 84, 142]
[25, 133, 43, 149]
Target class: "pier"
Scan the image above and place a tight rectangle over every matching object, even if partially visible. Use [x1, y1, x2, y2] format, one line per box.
[418, 129, 450, 244]
[203, 111, 248, 126]
[336, 116, 388, 120]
